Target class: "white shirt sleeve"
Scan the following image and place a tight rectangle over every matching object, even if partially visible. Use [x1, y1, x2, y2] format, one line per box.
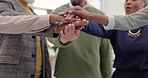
[103, 15, 115, 30]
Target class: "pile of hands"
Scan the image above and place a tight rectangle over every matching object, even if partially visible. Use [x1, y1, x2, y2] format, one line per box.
[55, 6, 89, 44]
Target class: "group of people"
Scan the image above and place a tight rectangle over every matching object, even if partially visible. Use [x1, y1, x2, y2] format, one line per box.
[63, 0, 148, 78]
[48, 0, 112, 78]
[0, 0, 87, 78]
[0, 0, 148, 78]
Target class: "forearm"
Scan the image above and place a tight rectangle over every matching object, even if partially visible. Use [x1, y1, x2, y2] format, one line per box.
[108, 6, 148, 30]
[83, 20, 110, 38]
[86, 12, 109, 26]
[0, 15, 50, 34]
[49, 14, 61, 23]
[0, 0, 51, 34]
[0, 15, 65, 35]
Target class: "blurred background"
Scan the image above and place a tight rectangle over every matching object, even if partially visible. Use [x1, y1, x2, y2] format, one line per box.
[31, 0, 125, 15]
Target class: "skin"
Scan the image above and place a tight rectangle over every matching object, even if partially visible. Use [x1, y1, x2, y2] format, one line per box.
[124, 0, 145, 15]
[56, 19, 88, 33]
[60, 6, 109, 26]
[59, 24, 80, 44]
[52, 0, 89, 44]
[62, 0, 147, 27]
[57, 19, 88, 44]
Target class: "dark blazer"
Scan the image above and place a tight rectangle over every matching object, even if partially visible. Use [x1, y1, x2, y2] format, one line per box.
[0, 0, 51, 78]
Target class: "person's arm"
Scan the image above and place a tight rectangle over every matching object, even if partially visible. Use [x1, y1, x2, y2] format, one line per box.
[99, 39, 112, 78]
[0, 14, 71, 34]
[0, 15, 50, 34]
[48, 6, 76, 47]
[64, 6, 148, 30]
[60, 6, 109, 26]
[113, 6, 148, 30]
[48, 23, 80, 47]
[82, 20, 113, 78]
[59, 24, 80, 44]
[48, 20, 88, 47]
[0, 0, 73, 35]
[82, 20, 113, 39]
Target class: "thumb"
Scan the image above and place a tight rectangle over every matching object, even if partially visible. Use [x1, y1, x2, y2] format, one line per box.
[60, 31, 64, 37]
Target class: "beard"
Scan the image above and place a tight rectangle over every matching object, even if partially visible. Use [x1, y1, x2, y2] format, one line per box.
[23, 0, 35, 4]
[71, 0, 82, 6]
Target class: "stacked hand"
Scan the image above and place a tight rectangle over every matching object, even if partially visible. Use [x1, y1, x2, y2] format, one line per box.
[59, 6, 90, 20]
[55, 6, 89, 33]
[56, 19, 88, 44]
[60, 24, 80, 44]
[53, 7, 90, 44]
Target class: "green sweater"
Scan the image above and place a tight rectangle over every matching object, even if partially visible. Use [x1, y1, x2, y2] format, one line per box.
[48, 3, 112, 78]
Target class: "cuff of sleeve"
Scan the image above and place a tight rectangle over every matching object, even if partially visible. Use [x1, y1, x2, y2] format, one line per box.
[103, 15, 115, 30]
[57, 35, 74, 47]
[39, 15, 50, 26]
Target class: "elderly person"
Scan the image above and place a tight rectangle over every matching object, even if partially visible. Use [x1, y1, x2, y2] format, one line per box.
[62, 0, 148, 30]
[82, 0, 148, 78]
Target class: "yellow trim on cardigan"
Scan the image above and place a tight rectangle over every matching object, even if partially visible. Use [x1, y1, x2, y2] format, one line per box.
[16, 0, 42, 78]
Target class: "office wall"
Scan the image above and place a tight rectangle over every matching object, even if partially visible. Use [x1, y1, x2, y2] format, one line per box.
[101, 0, 125, 15]
[33, 0, 102, 15]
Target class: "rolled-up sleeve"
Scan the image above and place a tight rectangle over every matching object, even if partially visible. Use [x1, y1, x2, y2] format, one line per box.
[103, 15, 115, 30]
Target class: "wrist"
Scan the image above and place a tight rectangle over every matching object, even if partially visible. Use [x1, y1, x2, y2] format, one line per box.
[60, 38, 68, 44]
[87, 12, 94, 19]
[50, 14, 60, 23]
[60, 40, 68, 44]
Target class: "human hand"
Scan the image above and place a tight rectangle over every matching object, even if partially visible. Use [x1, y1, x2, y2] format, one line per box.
[55, 19, 88, 33]
[50, 14, 78, 24]
[72, 19, 89, 30]
[59, 6, 91, 20]
[59, 24, 80, 44]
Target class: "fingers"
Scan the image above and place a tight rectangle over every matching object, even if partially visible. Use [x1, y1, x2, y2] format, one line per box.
[65, 13, 72, 20]
[59, 6, 83, 21]
[63, 25, 70, 34]
[58, 6, 89, 31]
[60, 31, 64, 37]
[63, 24, 75, 34]
[69, 24, 75, 32]
[59, 23, 80, 44]
[64, 10, 80, 20]
[72, 19, 89, 27]
[75, 30, 80, 37]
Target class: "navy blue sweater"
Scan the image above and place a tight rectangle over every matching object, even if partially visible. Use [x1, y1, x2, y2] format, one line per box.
[83, 20, 148, 71]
